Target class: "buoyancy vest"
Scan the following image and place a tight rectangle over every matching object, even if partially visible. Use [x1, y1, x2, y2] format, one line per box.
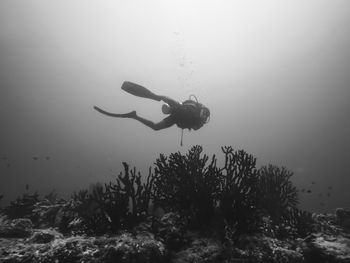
[171, 99, 203, 130]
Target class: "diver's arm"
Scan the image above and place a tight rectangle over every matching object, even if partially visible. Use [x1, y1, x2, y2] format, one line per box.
[133, 115, 176, 130]
[157, 96, 180, 108]
[121, 81, 180, 107]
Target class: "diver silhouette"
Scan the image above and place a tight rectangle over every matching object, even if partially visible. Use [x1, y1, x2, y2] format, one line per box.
[93, 81, 210, 145]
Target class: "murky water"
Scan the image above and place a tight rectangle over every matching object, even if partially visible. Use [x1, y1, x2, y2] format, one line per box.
[1, 0, 350, 213]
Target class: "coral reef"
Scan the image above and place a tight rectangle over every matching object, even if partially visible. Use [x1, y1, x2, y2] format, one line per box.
[1, 210, 350, 262]
[1, 145, 349, 262]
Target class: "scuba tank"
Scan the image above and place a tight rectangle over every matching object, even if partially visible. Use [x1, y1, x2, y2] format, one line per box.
[178, 94, 210, 146]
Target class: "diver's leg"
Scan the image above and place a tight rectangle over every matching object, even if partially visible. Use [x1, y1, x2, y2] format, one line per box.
[122, 81, 161, 101]
[132, 115, 175, 130]
[121, 81, 181, 107]
[94, 105, 175, 130]
[94, 106, 136, 118]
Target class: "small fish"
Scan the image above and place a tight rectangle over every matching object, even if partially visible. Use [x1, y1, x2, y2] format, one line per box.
[6, 163, 10, 168]
[25, 184, 29, 190]
[307, 190, 312, 193]
[328, 186, 333, 190]
[311, 181, 316, 185]
[45, 156, 50, 160]
[327, 193, 331, 197]
[173, 31, 180, 35]
[33, 157, 38, 160]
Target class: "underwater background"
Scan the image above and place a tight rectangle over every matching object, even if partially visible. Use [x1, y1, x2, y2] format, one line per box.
[0, 0, 349, 213]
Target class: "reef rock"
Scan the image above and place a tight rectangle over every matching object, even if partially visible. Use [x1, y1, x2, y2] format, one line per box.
[0, 218, 33, 238]
[1, 208, 350, 262]
[301, 233, 350, 263]
[153, 212, 187, 250]
[102, 232, 167, 262]
[29, 228, 62, 243]
[336, 208, 350, 233]
[0, 231, 167, 263]
[234, 234, 305, 263]
[173, 237, 224, 263]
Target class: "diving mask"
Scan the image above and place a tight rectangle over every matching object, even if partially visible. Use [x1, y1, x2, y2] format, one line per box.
[200, 107, 210, 123]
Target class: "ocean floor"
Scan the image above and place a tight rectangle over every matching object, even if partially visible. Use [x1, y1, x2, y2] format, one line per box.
[1, 206, 350, 263]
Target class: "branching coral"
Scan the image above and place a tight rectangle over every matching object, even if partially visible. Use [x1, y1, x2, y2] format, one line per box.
[117, 162, 154, 225]
[152, 145, 221, 227]
[255, 165, 313, 238]
[152, 146, 306, 237]
[218, 146, 260, 234]
[257, 165, 298, 219]
[71, 162, 154, 234]
[71, 185, 121, 234]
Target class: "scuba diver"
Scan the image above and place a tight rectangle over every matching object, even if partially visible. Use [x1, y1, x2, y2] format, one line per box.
[93, 81, 210, 145]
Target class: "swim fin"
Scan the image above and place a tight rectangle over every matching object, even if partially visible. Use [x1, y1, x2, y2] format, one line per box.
[121, 81, 161, 101]
[93, 106, 136, 118]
